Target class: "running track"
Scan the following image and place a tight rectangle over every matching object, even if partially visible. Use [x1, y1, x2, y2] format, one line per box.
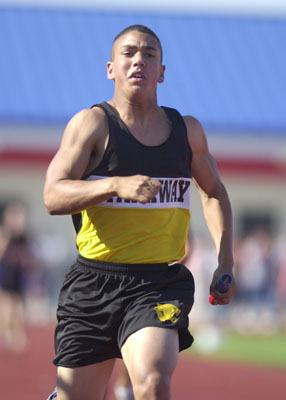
[0, 325, 285, 400]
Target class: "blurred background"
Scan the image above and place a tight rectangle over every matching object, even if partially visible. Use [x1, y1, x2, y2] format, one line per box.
[0, 1, 285, 399]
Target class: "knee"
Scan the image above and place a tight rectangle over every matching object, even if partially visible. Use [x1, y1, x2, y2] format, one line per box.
[133, 369, 171, 400]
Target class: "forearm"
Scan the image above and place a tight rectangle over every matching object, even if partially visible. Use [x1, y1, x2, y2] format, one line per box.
[44, 177, 117, 215]
[44, 174, 161, 215]
[201, 184, 234, 270]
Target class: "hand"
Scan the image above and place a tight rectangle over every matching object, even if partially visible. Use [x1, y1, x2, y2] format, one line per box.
[209, 267, 237, 306]
[115, 175, 161, 204]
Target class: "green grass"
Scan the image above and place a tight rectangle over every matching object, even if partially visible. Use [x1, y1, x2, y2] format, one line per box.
[189, 333, 286, 368]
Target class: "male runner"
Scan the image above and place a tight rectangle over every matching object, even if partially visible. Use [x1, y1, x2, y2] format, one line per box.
[44, 25, 236, 400]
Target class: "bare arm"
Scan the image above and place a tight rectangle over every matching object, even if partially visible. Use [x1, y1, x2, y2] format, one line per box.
[43, 108, 161, 215]
[185, 116, 236, 304]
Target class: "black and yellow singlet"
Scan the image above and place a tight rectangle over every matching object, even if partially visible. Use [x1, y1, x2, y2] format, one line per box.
[73, 102, 193, 264]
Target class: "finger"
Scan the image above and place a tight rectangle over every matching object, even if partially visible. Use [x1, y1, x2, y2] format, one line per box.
[140, 186, 158, 200]
[211, 291, 232, 305]
[138, 194, 149, 204]
[148, 178, 161, 189]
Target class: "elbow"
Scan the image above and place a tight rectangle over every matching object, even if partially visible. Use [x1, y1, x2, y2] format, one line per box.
[44, 197, 58, 216]
[43, 188, 74, 216]
[207, 180, 228, 201]
[46, 207, 58, 216]
[43, 188, 62, 215]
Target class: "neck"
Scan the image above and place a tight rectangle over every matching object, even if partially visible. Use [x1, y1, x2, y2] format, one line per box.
[108, 93, 160, 124]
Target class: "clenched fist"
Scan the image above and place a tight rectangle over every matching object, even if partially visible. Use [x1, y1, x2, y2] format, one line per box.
[115, 175, 161, 204]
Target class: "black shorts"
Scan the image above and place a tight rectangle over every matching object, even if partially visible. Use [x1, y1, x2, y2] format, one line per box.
[53, 255, 195, 368]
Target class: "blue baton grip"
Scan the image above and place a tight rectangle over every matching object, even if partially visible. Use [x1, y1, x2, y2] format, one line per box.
[216, 273, 233, 293]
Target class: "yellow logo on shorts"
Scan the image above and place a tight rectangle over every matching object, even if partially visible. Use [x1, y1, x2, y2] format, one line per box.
[154, 303, 181, 324]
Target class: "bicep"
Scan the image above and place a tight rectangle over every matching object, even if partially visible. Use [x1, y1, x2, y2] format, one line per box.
[185, 116, 222, 197]
[191, 152, 222, 198]
[45, 110, 100, 186]
[45, 144, 91, 186]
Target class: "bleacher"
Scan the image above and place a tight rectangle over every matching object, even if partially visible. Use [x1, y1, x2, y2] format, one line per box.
[0, 6, 285, 137]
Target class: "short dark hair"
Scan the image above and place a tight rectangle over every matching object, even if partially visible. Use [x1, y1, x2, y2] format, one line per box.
[111, 24, 163, 61]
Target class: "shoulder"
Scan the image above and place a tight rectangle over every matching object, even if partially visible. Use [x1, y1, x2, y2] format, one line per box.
[62, 106, 108, 146]
[182, 115, 209, 154]
[67, 106, 107, 134]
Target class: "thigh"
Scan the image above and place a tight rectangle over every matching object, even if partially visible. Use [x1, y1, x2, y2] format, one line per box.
[121, 327, 179, 381]
[57, 359, 115, 400]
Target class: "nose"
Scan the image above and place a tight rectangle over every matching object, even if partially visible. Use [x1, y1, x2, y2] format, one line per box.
[133, 51, 145, 66]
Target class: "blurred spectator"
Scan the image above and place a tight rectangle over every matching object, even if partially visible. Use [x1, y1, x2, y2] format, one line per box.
[0, 200, 44, 351]
[35, 231, 75, 315]
[272, 234, 286, 330]
[188, 228, 286, 343]
[231, 228, 282, 334]
[235, 229, 275, 306]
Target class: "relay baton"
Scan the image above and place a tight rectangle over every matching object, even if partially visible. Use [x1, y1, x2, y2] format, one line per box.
[209, 273, 233, 305]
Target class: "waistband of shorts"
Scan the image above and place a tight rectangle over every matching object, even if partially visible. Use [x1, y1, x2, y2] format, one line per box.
[76, 254, 170, 274]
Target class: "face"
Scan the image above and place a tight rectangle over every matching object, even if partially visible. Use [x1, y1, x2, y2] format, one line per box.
[107, 31, 165, 99]
[3, 202, 27, 236]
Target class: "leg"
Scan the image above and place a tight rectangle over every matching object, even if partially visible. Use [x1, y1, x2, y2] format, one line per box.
[114, 360, 134, 400]
[0, 290, 26, 350]
[56, 359, 115, 400]
[121, 327, 179, 400]
[115, 360, 132, 388]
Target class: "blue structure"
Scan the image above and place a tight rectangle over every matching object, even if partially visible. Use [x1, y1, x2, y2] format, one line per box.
[0, 6, 286, 136]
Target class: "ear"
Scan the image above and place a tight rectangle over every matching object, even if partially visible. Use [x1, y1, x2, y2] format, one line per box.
[158, 65, 166, 83]
[107, 61, 115, 81]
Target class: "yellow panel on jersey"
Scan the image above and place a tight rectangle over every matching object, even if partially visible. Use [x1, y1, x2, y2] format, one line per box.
[76, 176, 191, 264]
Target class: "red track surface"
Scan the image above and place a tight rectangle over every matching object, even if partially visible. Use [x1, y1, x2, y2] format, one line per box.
[0, 325, 285, 400]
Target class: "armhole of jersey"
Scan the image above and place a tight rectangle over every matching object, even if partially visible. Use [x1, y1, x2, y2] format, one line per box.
[90, 102, 111, 128]
[80, 102, 113, 178]
[72, 212, 82, 234]
[162, 106, 193, 162]
[91, 102, 113, 145]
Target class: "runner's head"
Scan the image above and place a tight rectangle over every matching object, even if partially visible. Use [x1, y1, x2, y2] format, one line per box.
[111, 25, 163, 62]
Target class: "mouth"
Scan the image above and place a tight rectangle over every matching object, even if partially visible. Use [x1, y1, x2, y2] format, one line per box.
[130, 71, 146, 81]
